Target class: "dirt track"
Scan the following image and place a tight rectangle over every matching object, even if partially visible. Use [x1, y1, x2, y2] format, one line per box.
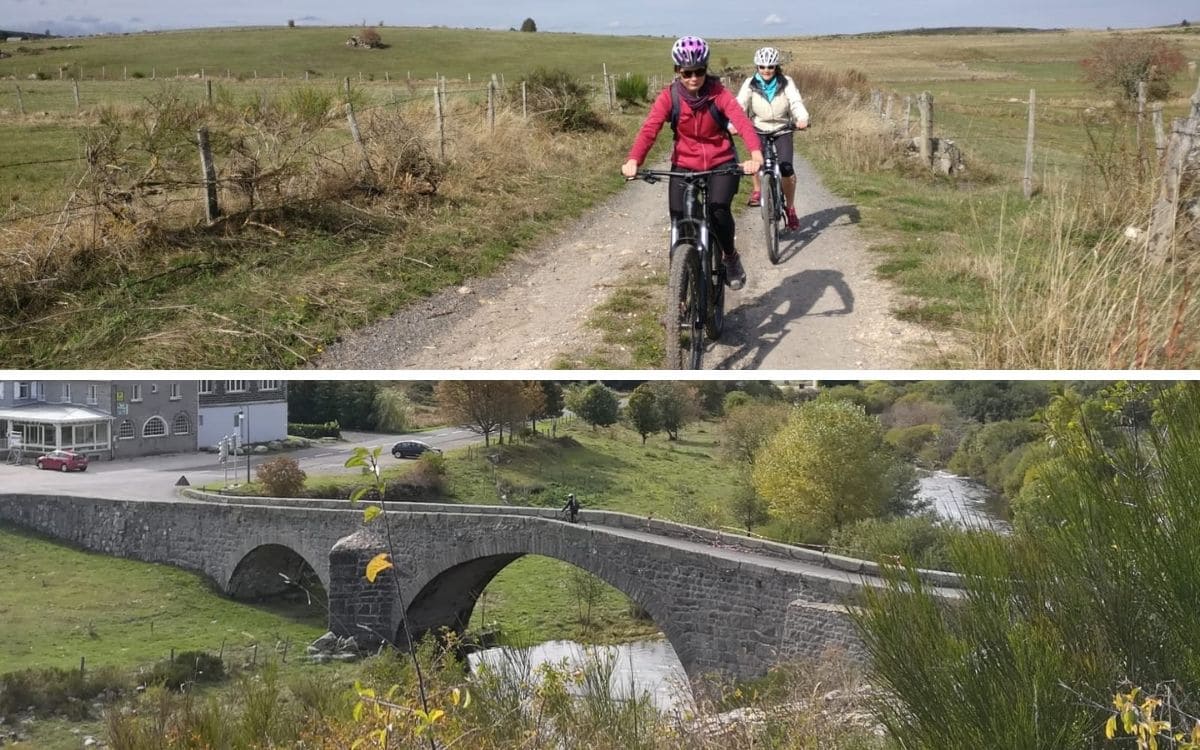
[313, 155, 940, 370]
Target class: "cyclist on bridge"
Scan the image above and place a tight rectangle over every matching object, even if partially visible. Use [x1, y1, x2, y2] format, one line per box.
[622, 36, 763, 291]
[736, 46, 809, 230]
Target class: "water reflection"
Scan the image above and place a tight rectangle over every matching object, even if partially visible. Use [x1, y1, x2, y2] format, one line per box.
[468, 638, 692, 712]
[919, 470, 1010, 532]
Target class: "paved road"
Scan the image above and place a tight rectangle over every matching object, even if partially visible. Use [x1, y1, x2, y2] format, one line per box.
[0, 427, 484, 501]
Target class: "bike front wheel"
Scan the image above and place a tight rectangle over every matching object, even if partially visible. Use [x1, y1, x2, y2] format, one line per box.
[665, 243, 704, 369]
[762, 174, 782, 265]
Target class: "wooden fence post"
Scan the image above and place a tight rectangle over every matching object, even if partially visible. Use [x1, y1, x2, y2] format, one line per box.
[1136, 80, 1147, 155]
[346, 101, 375, 179]
[151, 67, 155, 80]
[522, 80, 528, 120]
[884, 93, 894, 124]
[488, 78, 496, 133]
[903, 95, 912, 136]
[1152, 104, 1166, 159]
[14, 85, 24, 116]
[1024, 89, 1036, 199]
[434, 87, 446, 161]
[197, 126, 221, 224]
[73, 80, 80, 112]
[344, 76, 351, 100]
[123, 66, 127, 81]
[1148, 115, 1199, 264]
[918, 91, 933, 167]
[206, 79, 213, 107]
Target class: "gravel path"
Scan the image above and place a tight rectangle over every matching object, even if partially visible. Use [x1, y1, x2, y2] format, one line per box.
[312, 155, 941, 370]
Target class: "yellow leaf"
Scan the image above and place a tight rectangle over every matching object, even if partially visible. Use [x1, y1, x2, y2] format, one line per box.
[451, 688, 461, 706]
[428, 708, 445, 723]
[1106, 715, 1118, 740]
[366, 554, 393, 583]
[364, 505, 383, 524]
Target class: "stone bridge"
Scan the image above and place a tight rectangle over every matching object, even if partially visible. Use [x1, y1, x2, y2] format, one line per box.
[0, 491, 962, 682]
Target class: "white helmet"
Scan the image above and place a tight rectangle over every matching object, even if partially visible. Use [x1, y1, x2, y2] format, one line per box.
[754, 47, 781, 67]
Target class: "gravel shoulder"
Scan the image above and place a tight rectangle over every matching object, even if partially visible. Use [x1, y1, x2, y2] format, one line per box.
[312, 155, 944, 371]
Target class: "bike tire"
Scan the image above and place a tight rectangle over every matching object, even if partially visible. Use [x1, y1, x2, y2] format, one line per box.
[664, 243, 703, 370]
[705, 252, 725, 341]
[763, 175, 782, 265]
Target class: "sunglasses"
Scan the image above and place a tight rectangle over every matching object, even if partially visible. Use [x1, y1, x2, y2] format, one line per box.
[758, 65, 776, 70]
[678, 68, 707, 79]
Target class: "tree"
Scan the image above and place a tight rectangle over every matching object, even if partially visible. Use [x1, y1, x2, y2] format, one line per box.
[287, 19, 295, 28]
[436, 381, 511, 445]
[566, 383, 619, 430]
[520, 18, 537, 32]
[721, 400, 790, 466]
[651, 382, 699, 440]
[1081, 35, 1188, 102]
[538, 381, 564, 423]
[730, 481, 770, 533]
[625, 384, 662, 444]
[752, 400, 916, 536]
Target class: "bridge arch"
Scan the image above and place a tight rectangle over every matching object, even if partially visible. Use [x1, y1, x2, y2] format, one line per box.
[226, 543, 326, 604]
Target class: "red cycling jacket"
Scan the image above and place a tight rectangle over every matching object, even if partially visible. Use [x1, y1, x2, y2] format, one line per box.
[626, 78, 762, 171]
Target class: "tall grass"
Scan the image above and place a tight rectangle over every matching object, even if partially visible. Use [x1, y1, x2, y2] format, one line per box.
[852, 382, 1200, 749]
[978, 168, 1198, 368]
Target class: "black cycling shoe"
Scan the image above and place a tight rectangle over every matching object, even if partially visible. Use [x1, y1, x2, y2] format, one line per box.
[724, 253, 746, 290]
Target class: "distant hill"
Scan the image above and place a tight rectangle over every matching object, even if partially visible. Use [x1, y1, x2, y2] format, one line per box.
[832, 26, 1064, 39]
[0, 30, 55, 40]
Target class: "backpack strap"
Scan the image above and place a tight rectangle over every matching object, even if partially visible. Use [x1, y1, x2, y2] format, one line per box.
[668, 83, 730, 140]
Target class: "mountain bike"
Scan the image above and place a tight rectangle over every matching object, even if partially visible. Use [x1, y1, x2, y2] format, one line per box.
[756, 124, 797, 265]
[630, 164, 744, 369]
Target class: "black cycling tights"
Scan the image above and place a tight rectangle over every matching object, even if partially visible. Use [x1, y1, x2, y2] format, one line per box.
[668, 163, 740, 257]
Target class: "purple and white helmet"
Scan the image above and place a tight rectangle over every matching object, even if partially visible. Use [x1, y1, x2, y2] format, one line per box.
[671, 36, 709, 68]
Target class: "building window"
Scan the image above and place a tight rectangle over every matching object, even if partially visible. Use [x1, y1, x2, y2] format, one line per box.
[170, 383, 182, 401]
[198, 380, 214, 395]
[226, 380, 247, 394]
[143, 416, 167, 438]
[16, 382, 31, 400]
[62, 383, 72, 403]
[172, 413, 191, 435]
[87, 385, 99, 405]
[118, 420, 135, 440]
[259, 380, 280, 391]
[131, 384, 143, 402]
[150, 384, 158, 394]
[0, 382, 4, 399]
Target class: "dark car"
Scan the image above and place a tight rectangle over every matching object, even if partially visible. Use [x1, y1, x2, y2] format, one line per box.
[391, 440, 441, 459]
[36, 450, 89, 472]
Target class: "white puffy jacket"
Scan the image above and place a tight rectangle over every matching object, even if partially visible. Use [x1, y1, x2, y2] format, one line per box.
[736, 74, 809, 129]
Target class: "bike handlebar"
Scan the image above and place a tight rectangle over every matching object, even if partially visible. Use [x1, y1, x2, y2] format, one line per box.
[754, 123, 808, 139]
[628, 164, 746, 184]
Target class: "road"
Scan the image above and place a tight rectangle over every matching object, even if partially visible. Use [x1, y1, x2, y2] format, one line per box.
[0, 426, 484, 501]
[311, 153, 941, 369]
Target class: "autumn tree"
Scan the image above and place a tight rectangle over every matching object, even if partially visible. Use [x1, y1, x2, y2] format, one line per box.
[1081, 34, 1188, 101]
[520, 18, 537, 32]
[625, 384, 662, 444]
[721, 399, 791, 466]
[436, 381, 515, 445]
[359, 27, 383, 48]
[752, 400, 917, 537]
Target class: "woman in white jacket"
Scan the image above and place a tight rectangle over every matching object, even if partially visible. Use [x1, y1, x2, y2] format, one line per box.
[736, 47, 809, 230]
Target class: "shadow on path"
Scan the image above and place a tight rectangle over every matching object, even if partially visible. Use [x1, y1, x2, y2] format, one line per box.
[771, 204, 862, 265]
[713, 268, 855, 369]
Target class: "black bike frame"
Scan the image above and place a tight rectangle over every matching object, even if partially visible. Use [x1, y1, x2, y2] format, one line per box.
[757, 125, 795, 219]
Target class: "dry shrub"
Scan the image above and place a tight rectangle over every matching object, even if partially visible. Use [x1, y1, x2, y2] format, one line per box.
[256, 456, 307, 497]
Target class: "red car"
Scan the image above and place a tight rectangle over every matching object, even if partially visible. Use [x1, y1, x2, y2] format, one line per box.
[35, 450, 89, 472]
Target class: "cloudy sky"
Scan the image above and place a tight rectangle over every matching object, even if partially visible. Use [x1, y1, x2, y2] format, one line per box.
[4, 0, 1196, 38]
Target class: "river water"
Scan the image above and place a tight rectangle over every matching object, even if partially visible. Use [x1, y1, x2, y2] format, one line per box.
[469, 472, 1006, 710]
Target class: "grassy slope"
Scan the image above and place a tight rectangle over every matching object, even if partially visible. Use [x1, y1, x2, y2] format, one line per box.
[2, 420, 739, 676]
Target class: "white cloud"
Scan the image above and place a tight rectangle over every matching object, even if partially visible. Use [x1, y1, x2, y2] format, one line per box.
[763, 13, 784, 25]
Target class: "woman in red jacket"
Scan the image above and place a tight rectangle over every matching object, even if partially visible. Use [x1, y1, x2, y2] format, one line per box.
[622, 36, 763, 290]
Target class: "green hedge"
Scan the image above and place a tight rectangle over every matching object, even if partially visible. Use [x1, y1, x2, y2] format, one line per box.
[287, 421, 341, 439]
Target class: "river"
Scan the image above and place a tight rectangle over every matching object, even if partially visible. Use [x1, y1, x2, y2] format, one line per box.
[469, 472, 1006, 710]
